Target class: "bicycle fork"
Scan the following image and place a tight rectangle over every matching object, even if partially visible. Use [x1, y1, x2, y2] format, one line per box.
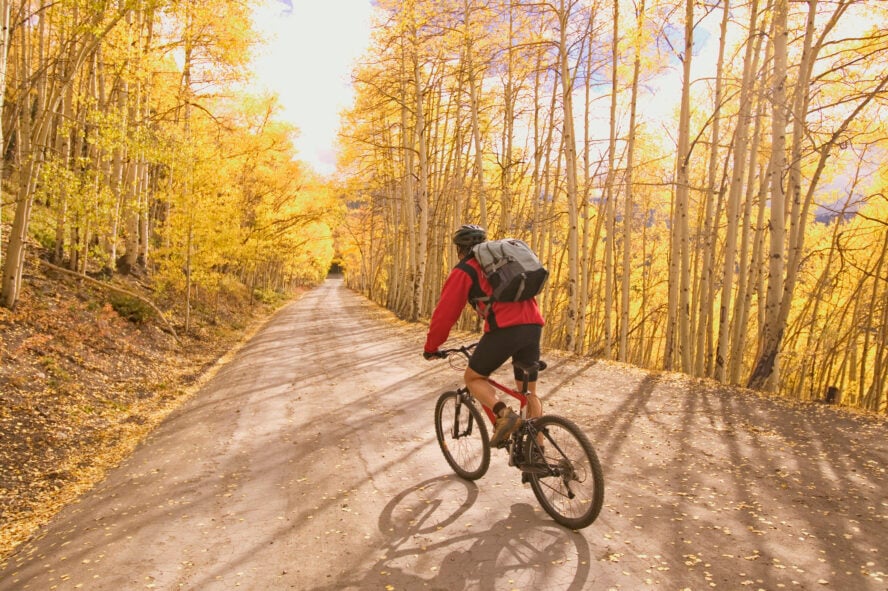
[452, 388, 476, 439]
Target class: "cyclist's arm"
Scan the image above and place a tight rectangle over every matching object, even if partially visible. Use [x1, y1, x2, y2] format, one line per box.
[424, 268, 473, 354]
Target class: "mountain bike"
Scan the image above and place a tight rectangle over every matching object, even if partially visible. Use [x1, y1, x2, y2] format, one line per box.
[431, 343, 604, 529]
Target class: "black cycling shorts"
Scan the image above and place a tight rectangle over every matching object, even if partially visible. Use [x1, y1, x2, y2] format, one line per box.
[468, 324, 543, 382]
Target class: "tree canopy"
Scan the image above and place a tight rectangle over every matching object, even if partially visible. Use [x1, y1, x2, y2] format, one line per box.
[0, 0, 337, 326]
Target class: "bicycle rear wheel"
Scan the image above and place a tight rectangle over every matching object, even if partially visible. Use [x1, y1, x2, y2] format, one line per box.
[434, 390, 490, 480]
[525, 415, 604, 529]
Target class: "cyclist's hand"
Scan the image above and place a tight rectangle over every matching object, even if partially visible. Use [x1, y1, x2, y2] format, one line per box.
[423, 350, 442, 360]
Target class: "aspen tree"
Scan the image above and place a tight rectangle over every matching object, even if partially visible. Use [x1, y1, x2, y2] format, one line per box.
[463, 0, 488, 230]
[665, 0, 694, 372]
[859, 230, 886, 409]
[748, 0, 787, 390]
[714, 0, 758, 382]
[789, 209, 845, 400]
[535, 52, 560, 331]
[108, 60, 129, 268]
[182, 1, 194, 332]
[529, 44, 546, 257]
[0, 0, 10, 270]
[556, 0, 581, 353]
[863, 230, 887, 411]
[500, 0, 516, 235]
[121, 32, 144, 272]
[603, 0, 618, 359]
[579, 1, 602, 356]
[751, 0, 887, 389]
[694, 0, 729, 377]
[412, 22, 429, 322]
[621, 0, 644, 363]
[2, 3, 129, 308]
[728, 11, 769, 384]
[395, 5, 424, 320]
[51, 49, 76, 266]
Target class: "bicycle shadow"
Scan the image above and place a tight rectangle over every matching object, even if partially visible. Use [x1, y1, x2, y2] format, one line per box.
[307, 475, 593, 591]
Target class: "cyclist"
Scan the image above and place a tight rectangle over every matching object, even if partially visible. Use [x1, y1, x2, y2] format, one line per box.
[423, 224, 545, 447]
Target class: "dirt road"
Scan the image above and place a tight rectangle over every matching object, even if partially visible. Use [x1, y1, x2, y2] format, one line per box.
[1, 277, 885, 590]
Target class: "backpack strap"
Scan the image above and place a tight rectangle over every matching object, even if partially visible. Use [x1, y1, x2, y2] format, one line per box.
[456, 255, 486, 304]
[456, 255, 498, 330]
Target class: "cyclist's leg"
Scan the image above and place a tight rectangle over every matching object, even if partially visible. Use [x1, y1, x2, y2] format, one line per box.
[513, 376, 542, 419]
[510, 325, 543, 419]
[468, 331, 524, 445]
[463, 366, 497, 409]
[524, 389, 543, 419]
[465, 330, 513, 408]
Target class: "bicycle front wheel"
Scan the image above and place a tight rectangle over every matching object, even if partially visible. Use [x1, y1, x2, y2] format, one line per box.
[525, 415, 604, 529]
[434, 390, 490, 480]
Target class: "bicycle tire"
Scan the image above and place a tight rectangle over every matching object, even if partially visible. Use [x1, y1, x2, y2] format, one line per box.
[434, 390, 490, 480]
[524, 415, 604, 529]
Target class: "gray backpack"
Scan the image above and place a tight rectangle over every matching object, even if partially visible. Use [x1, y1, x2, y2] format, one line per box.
[471, 239, 549, 302]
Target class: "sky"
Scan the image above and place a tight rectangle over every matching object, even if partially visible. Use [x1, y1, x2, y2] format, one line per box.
[247, 0, 730, 178]
[247, 0, 725, 176]
[250, 0, 374, 177]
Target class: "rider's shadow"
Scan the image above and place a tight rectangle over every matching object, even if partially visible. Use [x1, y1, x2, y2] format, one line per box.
[378, 475, 481, 541]
[434, 503, 592, 590]
[368, 476, 593, 591]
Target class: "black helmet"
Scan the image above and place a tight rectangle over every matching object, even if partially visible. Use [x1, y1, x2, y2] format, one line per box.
[452, 224, 486, 247]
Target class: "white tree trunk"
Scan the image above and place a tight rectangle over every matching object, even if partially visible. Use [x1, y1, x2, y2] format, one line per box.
[0, 0, 10, 273]
[666, 0, 694, 371]
[558, 0, 581, 353]
[621, 0, 644, 363]
[604, 0, 619, 359]
[749, 0, 788, 390]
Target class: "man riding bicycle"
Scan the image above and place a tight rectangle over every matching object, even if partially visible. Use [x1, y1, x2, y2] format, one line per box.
[423, 224, 545, 447]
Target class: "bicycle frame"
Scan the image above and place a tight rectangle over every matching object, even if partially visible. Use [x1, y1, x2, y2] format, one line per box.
[438, 344, 532, 424]
[475, 377, 527, 424]
[450, 382, 526, 428]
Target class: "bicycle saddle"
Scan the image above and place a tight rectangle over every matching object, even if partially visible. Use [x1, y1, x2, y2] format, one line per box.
[512, 359, 547, 373]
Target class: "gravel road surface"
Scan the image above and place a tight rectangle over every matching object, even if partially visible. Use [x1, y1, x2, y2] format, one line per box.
[1, 277, 885, 590]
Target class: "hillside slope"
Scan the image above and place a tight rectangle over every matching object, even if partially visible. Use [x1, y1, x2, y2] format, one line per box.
[0, 256, 283, 558]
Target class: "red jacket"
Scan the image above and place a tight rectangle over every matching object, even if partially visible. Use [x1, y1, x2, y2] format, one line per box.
[424, 256, 545, 353]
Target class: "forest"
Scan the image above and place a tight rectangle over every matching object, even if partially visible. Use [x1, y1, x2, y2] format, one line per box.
[336, 0, 888, 412]
[0, 0, 886, 413]
[0, 0, 338, 331]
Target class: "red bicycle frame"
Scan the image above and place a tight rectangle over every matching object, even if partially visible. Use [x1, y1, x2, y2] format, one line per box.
[436, 344, 532, 424]
[480, 376, 528, 423]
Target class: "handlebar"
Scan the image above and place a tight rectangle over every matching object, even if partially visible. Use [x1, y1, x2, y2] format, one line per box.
[432, 343, 548, 373]
[435, 343, 477, 359]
